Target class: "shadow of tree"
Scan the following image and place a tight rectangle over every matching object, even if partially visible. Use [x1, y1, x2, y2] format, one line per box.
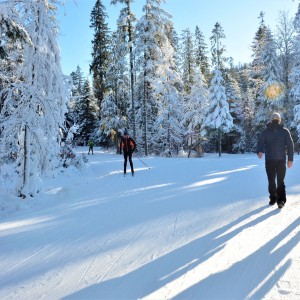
[63, 206, 288, 300]
[174, 218, 300, 299]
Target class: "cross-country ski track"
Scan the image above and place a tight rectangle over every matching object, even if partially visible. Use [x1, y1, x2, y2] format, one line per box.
[0, 149, 299, 299]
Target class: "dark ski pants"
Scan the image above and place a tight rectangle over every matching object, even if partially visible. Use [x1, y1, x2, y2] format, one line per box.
[265, 160, 286, 203]
[124, 152, 134, 174]
[88, 146, 93, 155]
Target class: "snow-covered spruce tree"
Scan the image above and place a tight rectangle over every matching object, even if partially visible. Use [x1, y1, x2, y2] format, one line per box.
[225, 71, 244, 152]
[204, 22, 233, 157]
[276, 11, 295, 126]
[99, 29, 129, 152]
[182, 69, 209, 155]
[66, 66, 85, 131]
[100, 90, 127, 152]
[180, 28, 196, 94]
[134, 0, 176, 156]
[0, 0, 70, 198]
[210, 22, 227, 72]
[236, 66, 257, 152]
[194, 26, 210, 81]
[152, 29, 184, 156]
[166, 24, 181, 72]
[255, 27, 284, 130]
[90, 0, 110, 108]
[290, 3, 300, 142]
[249, 12, 269, 132]
[111, 0, 137, 139]
[76, 79, 99, 145]
[0, 0, 32, 187]
[204, 69, 233, 156]
[0, 1, 32, 112]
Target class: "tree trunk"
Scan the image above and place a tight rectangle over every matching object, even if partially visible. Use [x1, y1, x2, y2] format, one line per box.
[218, 129, 222, 157]
[143, 74, 148, 156]
[127, 1, 136, 140]
[21, 125, 30, 198]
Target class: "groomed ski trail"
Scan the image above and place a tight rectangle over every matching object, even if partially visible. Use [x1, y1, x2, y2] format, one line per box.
[0, 150, 299, 300]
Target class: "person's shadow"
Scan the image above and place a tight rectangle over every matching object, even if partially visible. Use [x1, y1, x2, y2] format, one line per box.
[174, 217, 300, 299]
[62, 207, 298, 300]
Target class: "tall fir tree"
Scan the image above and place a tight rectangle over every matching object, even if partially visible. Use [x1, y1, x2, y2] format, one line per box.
[204, 69, 233, 156]
[276, 11, 295, 126]
[194, 26, 210, 81]
[67, 66, 85, 129]
[100, 29, 130, 151]
[0, 1, 32, 112]
[152, 27, 184, 155]
[111, 0, 137, 139]
[255, 27, 284, 129]
[77, 79, 99, 145]
[210, 22, 227, 71]
[205, 22, 233, 157]
[90, 0, 110, 108]
[249, 12, 268, 131]
[0, 0, 70, 197]
[182, 70, 209, 151]
[134, 0, 175, 155]
[180, 28, 196, 94]
[225, 72, 243, 152]
[290, 3, 300, 143]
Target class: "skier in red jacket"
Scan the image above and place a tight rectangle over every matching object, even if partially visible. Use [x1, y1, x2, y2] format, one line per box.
[120, 129, 136, 176]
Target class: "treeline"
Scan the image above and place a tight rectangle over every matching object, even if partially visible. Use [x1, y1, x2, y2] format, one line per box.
[1, 0, 300, 196]
[69, 1, 300, 156]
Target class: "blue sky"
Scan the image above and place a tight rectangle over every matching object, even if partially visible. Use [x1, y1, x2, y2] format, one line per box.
[57, 0, 299, 77]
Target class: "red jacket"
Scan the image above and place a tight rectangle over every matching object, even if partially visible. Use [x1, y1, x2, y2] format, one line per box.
[120, 137, 136, 154]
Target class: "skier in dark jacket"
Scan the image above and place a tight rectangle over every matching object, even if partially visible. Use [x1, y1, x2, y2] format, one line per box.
[120, 129, 136, 176]
[257, 112, 294, 208]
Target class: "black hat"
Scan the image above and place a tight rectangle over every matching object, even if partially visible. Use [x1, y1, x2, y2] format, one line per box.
[124, 129, 129, 135]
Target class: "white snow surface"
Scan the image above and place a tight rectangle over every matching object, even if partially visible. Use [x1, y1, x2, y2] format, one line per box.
[0, 148, 299, 300]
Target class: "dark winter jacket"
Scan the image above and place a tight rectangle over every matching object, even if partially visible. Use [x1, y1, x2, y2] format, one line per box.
[120, 137, 136, 154]
[257, 122, 294, 162]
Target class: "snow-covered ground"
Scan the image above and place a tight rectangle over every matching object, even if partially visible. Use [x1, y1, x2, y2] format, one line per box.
[0, 148, 299, 300]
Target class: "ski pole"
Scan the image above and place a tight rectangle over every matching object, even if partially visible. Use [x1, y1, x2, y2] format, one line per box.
[136, 156, 150, 169]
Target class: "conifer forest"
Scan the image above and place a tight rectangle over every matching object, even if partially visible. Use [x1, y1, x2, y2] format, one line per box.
[1, 0, 300, 196]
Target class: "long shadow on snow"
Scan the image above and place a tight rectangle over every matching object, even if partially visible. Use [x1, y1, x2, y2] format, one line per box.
[174, 217, 300, 300]
[0, 157, 271, 292]
[63, 206, 280, 300]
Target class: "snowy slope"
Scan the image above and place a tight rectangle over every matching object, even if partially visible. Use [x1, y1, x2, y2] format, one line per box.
[0, 148, 299, 300]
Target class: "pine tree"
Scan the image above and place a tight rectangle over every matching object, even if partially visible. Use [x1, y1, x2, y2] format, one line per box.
[205, 22, 233, 156]
[194, 26, 210, 80]
[256, 27, 284, 128]
[276, 11, 295, 125]
[204, 69, 233, 156]
[67, 66, 85, 129]
[90, 0, 110, 108]
[180, 28, 196, 93]
[134, 0, 175, 155]
[210, 22, 227, 71]
[77, 79, 99, 145]
[152, 28, 184, 155]
[0, 0, 70, 197]
[100, 29, 130, 151]
[290, 3, 300, 141]
[249, 13, 269, 130]
[0, 1, 32, 112]
[166, 24, 181, 71]
[225, 72, 243, 152]
[182, 70, 209, 151]
[111, 0, 137, 140]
